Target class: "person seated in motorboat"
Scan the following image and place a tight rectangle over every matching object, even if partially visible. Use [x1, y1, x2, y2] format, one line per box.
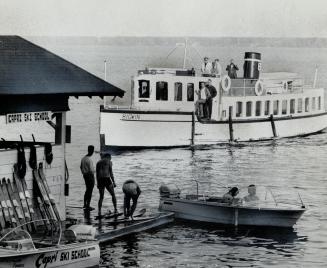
[222, 187, 240, 204]
[243, 184, 259, 202]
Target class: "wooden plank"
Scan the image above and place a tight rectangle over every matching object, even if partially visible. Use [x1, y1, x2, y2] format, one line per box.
[97, 213, 174, 244]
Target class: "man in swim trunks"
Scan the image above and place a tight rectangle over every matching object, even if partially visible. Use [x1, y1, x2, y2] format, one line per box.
[96, 153, 117, 216]
[122, 180, 141, 219]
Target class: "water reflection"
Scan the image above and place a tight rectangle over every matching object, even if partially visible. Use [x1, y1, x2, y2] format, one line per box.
[100, 235, 140, 268]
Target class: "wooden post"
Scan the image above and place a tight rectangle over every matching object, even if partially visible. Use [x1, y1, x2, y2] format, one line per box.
[270, 114, 277, 137]
[191, 112, 195, 146]
[228, 106, 234, 142]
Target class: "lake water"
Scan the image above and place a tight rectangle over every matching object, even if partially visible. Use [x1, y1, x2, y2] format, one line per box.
[32, 38, 327, 267]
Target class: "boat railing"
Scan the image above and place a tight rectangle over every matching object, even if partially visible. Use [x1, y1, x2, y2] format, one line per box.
[222, 77, 308, 97]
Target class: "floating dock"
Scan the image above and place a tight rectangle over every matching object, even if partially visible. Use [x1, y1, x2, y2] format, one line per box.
[66, 207, 174, 244]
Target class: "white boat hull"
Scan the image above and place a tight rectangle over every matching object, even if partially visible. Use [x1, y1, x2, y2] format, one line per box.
[159, 198, 305, 228]
[100, 109, 327, 148]
[0, 241, 100, 268]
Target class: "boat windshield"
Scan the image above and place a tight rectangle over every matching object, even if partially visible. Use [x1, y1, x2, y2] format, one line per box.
[0, 229, 36, 251]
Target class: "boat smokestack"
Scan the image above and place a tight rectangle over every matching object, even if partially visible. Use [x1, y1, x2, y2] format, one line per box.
[243, 52, 261, 79]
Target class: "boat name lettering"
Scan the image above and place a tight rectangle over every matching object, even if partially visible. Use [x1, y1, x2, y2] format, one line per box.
[36, 251, 58, 268]
[71, 248, 90, 260]
[35, 247, 91, 268]
[121, 113, 141, 120]
[6, 111, 52, 124]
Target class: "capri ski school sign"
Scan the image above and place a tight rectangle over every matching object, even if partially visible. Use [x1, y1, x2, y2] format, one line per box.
[6, 111, 52, 124]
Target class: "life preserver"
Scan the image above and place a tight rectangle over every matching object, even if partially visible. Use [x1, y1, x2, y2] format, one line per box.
[221, 75, 231, 92]
[254, 80, 264, 96]
[282, 81, 288, 92]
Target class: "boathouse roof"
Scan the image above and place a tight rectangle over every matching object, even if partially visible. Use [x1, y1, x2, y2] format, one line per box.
[0, 36, 124, 114]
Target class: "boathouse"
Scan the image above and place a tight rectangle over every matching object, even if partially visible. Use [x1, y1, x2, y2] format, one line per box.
[0, 36, 124, 220]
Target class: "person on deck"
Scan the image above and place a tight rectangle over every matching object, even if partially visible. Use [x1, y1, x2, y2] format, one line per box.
[80, 145, 95, 210]
[201, 57, 212, 76]
[195, 82, 210, 118]
[205, 79, 217, 119]
[226, 59, 239, 79]
[96, 153, 117, 216]
[212, 58, 222, 77]
[243, 184, 259, 202]
[122, 180, 141, 219]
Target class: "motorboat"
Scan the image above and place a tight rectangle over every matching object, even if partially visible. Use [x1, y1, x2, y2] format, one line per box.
[0, 220, 100, 268]
[100, 50, 327, 149]
[158, 184, 306, 228]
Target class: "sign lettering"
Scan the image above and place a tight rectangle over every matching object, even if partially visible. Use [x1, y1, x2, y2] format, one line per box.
[6, 111, 52, 124]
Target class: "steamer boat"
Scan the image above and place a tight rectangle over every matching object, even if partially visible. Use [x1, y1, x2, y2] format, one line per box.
[101, 51, 327, 149]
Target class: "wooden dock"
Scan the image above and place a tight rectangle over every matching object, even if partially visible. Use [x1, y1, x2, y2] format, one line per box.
[66, 207, 174, 244]
[96, 212, 174, 243]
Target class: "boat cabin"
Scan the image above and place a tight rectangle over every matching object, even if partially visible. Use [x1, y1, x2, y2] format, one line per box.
[129, 55, 324, 122]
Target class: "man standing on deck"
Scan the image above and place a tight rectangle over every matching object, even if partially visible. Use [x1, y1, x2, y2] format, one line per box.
[201, 56, 212, 76]
[96, 153, 118, 216]
[80, 145, 95, 210]
[122, 180, 141, 219]
[205, 79, 217, 119]
[226, 59, 239, 78]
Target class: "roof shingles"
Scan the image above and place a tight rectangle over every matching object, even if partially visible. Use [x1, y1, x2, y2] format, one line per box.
[0, 36, 124, 97]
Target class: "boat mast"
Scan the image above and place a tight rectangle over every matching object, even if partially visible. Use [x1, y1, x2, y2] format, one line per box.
[183, 38, 188, 69]
[104, 60, 107, 107]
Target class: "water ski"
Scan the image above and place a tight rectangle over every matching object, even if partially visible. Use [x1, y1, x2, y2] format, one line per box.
[38, 163, 61, 222]
[32, 168, 57, 224]
[106, 215, 156, 225]
[0, 183, 10, 228]
[95, 211, 123, 220]
[12, 164, 35, 232]
[134, 208, 146, 218]
[5, 178, 25, 228]
[0, 179, 16, 227]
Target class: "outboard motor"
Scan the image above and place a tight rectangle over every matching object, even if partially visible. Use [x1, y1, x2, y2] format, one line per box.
[64, 225, 97, 242]
[159, 183, 181, 198]
[243, 52, 261, 79]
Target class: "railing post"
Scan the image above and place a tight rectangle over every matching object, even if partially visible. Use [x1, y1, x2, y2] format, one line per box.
[191, 112, 195, 146]
[270, 114, 277, 138]
[228, 106, 234, 142]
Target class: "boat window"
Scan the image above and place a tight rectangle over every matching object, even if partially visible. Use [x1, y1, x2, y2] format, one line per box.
[273, 100, 279, 115]
[187, 83, 194, 101]
[255, 101, 261, 116]
[174, 82, 183, 101]
[236, 102, 242, 117]
[246, 101, 252, 117]
[305, 98, 309, 112]
[138, 80, 150, 98]
[318, 96, 321, 110]
[156, 81, 168, 101]
[264, 100, 270, 116]
[298, 98, 303, 113]
[312, 97, 316, 111]
[222, 110, 226, 118]
[282, 100, 287, 115]
[290, 99, 295, 114]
